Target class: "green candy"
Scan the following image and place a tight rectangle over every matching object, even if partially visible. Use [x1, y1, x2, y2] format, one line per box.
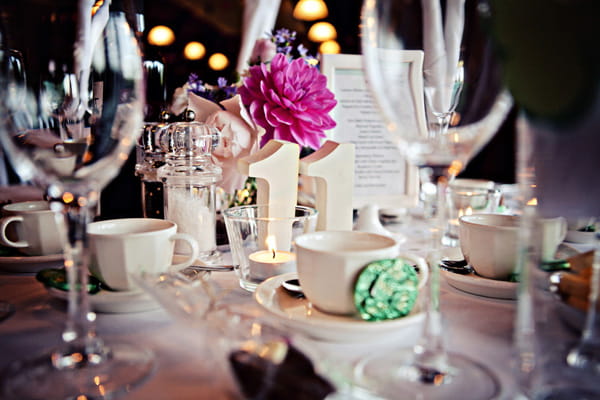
[36, 268, 103, 295]
[354, 258, 419, 322]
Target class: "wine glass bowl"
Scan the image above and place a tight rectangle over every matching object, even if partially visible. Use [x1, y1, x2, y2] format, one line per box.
[357, 0, 512, 398]
[0, 1, 152, 398]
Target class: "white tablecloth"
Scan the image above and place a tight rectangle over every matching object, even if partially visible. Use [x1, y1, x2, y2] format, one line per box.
[0, 218, 525, 399]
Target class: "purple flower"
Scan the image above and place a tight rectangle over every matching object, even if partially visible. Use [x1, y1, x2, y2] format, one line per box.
[217, 77, 228, 88]
[238, 53, 337, 149]
[187, 73, 207, 96]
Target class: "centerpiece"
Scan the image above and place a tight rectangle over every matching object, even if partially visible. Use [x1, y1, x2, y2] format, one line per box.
[170, 28, 337, 208]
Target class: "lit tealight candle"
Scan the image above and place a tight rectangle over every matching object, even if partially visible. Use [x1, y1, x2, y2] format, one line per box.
[248, 236, 296, 281]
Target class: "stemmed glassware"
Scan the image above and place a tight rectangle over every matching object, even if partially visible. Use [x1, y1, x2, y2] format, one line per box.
[514, 118, 600, 398]
[0, 1, 153, 398]
[356, 0, 513, 398]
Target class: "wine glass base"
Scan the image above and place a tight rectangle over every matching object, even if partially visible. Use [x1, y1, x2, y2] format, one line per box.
[1, 342, 155, 400]
[567, 342, 600, 374]
[533, 387, 600, 400]
[354, 348, 500, 400]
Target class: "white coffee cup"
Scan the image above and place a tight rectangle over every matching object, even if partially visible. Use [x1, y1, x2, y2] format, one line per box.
[459, 214, 519, 280]
[538, 217, 567, 261]
[87, 218, 199, 291]
[459, 214, 567, 280]
[0, 201, 65, 256]
[295, 230, 427, 315]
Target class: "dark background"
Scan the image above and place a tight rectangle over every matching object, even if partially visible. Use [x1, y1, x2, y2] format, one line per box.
[140, 0, 363, 99]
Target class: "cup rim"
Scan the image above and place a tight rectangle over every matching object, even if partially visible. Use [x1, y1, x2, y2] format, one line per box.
[295, 230, 398, 254]
[449, 178, 496, 189]
[448, 186, 501, 195]
[459, 213, 519, 231]
[2, 200, 51, 213]
[223, 204, 317, 222]
[88, 218, 176, 236]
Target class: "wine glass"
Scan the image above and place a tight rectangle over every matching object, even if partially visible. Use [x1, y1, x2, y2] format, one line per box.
[0, 1, 153, 399]
[356, 0, 513, 398]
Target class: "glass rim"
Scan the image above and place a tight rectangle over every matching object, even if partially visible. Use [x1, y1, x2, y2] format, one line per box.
[448, 186, 501, 195]
[222, 204, 317, 222]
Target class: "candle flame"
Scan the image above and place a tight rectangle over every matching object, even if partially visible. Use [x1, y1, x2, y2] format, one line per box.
[266, 235, 277, 259]
[457, 206, 473, 218]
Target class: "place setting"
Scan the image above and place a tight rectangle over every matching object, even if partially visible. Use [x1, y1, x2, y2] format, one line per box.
[436, 179, 582, 301]
[36, 218, 203, 314]
[253, 232, 429, 343]
[0, 201, 65, 273]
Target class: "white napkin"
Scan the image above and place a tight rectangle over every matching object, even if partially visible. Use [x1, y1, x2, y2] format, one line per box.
[421, 0, 465, 113]
[236, 0, 282, 73]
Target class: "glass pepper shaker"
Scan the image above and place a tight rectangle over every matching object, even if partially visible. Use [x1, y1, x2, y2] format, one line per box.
[135, 112, 172, 219]
[157, 119, 222, 263]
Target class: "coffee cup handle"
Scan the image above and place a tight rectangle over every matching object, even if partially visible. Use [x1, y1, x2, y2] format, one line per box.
[0, 216, 28, 248]
[169, 233, 200, 271]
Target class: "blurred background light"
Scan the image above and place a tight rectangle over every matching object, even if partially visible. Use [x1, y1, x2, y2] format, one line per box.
[147, 25, 175, 46]
[208, 53, 229, 70]
[307, 21, 337, 42]
[183, 41, 206, 60]
[319, 39, 340, 54]
[293, 0, 328, 21]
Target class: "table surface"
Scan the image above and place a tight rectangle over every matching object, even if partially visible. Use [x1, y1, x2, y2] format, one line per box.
[0, 217, 585, 400]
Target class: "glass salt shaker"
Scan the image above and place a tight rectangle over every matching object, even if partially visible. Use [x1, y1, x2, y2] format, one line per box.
[157, 119, 222, 263]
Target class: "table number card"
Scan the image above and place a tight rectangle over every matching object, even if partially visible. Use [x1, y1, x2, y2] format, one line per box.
[299, 140, 355, 231]
[321, 53, 423, 210]
[238, 139, 299, 249]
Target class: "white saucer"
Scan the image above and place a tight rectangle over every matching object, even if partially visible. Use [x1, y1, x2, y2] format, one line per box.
[565, 230, 596, 244]
[47, 287, 159, 313]
[254, 272, 425, 342]
[441, 269, 517, 300]
[0, 253, 63, 273]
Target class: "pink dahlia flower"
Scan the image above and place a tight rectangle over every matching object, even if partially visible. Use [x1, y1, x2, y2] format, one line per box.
[238, 53, 337, 149]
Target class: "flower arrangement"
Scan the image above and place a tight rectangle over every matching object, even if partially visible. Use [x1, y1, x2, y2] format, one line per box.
[170, 28, 337, 204]
[239, 53, 337, 149]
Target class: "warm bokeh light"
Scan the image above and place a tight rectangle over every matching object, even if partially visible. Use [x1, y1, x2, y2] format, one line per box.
[308, 22, 337, 42]
[147, 25, 175, 46]
[91, 0, 104, 16]
[293, 0, 328, 21]
[62, 192, 74, 204]
[319, 40, 341, 54]
[184, 42, 206, 60]
[208, 53, 229, 71]
[448, 160, 464, 176]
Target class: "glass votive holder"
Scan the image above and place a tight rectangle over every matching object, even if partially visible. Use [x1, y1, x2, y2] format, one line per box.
[444, 181, 501, 246]
[223, 205, 318, 292]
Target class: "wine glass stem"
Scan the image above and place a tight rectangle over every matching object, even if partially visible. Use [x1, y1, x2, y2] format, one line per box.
[413, 174, 450, 374]
[432, 112, 451, 140]
[53, 202, 103, 368]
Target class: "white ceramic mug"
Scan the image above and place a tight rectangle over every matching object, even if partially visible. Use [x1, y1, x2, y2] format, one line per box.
[295, 230, 427, 315]
[0, 201, 64, 256]
[459, 214, 568, 280]
[539, 217, 567, 261]
[87, 218, 199, 291]
[459, 214, 519, 280]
